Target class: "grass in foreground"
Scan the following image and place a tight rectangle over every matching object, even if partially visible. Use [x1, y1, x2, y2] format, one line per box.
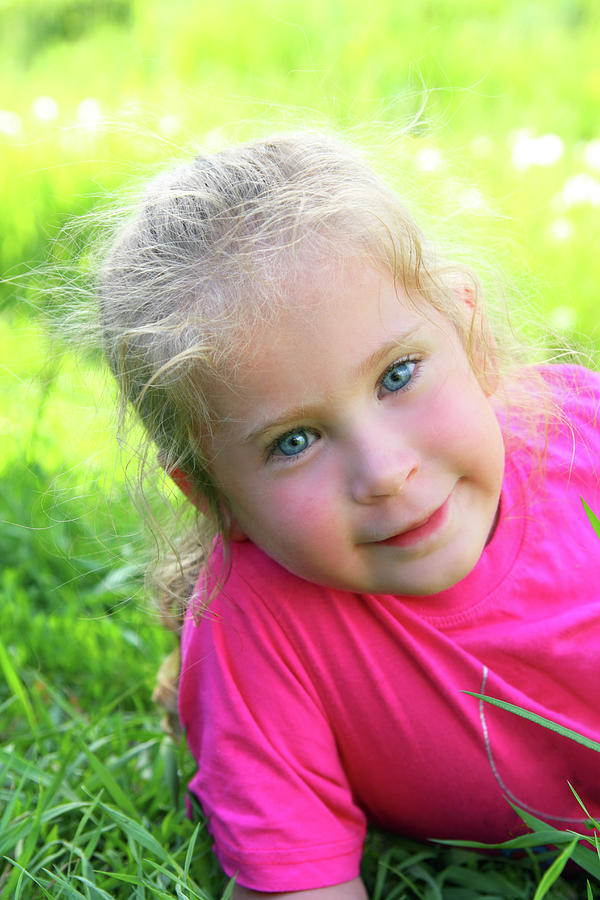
[0, 358, 597, 897]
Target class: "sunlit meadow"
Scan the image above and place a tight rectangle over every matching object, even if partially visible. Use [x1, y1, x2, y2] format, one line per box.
[2, 0, 600, 896]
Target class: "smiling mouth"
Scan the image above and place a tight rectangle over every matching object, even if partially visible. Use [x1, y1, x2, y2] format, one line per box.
[372, 496, 451, 549]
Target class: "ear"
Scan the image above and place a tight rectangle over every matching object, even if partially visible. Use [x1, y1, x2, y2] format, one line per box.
[452, 283, 499, 397]
[167, 466, 207, 513]
[452, 283, 476, 309]
[166, 464, 248, 542]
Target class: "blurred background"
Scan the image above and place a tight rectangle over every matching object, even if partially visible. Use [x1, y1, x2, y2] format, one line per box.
[2, 0, 600, 895]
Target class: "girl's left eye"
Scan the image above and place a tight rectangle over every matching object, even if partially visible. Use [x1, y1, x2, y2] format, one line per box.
[270, 428, 318, 459]
[380, 359, 417, 394]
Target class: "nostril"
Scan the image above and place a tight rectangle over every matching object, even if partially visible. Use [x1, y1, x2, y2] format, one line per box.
[351, 450, 419, 504]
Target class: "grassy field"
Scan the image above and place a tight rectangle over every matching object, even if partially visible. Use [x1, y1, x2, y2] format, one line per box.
[3, 0, 600, 896]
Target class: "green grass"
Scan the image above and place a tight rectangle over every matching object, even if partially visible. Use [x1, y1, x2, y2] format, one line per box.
[2, 0, 600, 336]
[1, 277, 597, 900]
[3, 0, 600, 895]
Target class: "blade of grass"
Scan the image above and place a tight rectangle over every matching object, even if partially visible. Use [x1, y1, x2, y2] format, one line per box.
[439, 865, 527, 898]
[582, 498, 600, 541]
[40, 867, 90, 899]
[136, 856, 211, 899]
[94, 872, 144, 885]
[463, 692, 600, 753]
[0, 803, 89, 857]
[69, 792, 105, 867]
[221, 877, 237, 900]
[183, 823, 201, 880]
[0, 633, 37, 735]
[70, 874, 116, 900]
[96, 802, 173, 865]
[2, 790, 48, 898]
[435, 830, 575, 851]
[532, 836, 579, 900]
[2, 858, 54, 899]
[74, 735, 139, 818]
[509, 804, 600, 879]
[568, 782, 600, 831]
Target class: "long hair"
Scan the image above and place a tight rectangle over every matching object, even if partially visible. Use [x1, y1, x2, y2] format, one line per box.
[94, 130, 535, 731]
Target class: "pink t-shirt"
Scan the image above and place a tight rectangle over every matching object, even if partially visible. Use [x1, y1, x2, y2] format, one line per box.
[179, 365, 600, 891]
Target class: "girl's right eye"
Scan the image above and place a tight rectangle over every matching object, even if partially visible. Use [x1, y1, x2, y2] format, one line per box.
[270, 428, 318, 459]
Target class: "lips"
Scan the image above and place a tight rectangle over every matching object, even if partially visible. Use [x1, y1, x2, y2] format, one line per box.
[368, 494, 452, 549]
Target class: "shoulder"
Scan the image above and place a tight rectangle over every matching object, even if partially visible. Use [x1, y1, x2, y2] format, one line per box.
[183, 539, 349, 655]
[534, 362, 600, 417]
[219, 539, 337, 613]
[514, 364, 600, 493]
[499, 364, 600, 508]
[508, 363, 600, 447]
[542, 363, 600, 450]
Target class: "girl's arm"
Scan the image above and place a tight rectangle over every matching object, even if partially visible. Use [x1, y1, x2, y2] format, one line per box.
[232, 877, 368, 900]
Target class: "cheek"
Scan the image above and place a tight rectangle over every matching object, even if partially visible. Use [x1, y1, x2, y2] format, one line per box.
[235, 469, 340, 541]
[419, 376, 502, 467]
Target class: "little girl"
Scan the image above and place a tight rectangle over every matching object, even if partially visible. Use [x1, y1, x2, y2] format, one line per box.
[97, 131, 600, 898]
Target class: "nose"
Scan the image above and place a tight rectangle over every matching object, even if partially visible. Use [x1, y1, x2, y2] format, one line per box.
[349, 432, 419, 505]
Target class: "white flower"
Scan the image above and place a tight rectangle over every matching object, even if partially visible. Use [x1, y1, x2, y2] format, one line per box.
[548, 217, 574, 241]
[415, 147, 443, 172]
[548, 305, 577, 332]
[458, 187, 485, 210]
[511, 130, 564, 170]
[470, 135, 493, 157]
[562, 173, 600, 207]
[159, 114, 180, 136]
[0, 110, 23, 137]
[583, 139, 600, 171]
[32, 96, 59, 122]
[77, 98, 102, 128]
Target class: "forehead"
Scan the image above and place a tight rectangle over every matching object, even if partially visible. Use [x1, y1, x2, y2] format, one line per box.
[235, 255, 430, 359]
[207, 257, 455, 422]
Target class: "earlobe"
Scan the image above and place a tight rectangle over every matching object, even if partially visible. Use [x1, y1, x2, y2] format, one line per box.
[452, 283, 499, 397]
[164, 465, 209, 515]
[168, 466, 195, 499]
[161, 460, 248, 541]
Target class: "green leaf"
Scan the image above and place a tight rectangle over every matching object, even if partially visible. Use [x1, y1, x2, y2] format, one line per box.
[0, 633, 37, 734]
[463, 692, 600, 753]
[74, 735, 139, 817]
[532, 836, 578, 899]
[435, 829, 572, 851]
[97, 802, 173, 865]
[40, 867, 89, 899]
[568, 781, 600, 831]
[183, 823, 201, 880]
[509, 805, 600, 880]
[2, 858, 54, 899]
[582, 498, 600, 541]
[0, 802, 88, 857]
[70, 875, 116, 900]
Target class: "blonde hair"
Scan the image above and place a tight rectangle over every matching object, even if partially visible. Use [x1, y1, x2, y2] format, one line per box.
[97, 130, 515, 646]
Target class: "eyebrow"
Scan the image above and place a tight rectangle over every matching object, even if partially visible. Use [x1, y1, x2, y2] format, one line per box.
[241, 326, 422, 445]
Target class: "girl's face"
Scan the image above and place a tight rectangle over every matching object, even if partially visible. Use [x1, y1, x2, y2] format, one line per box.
[206, 259, 505, 597]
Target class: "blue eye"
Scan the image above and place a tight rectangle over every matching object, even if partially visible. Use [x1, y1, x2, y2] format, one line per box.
[381, 359, 416, 393]
[273, 429, 315, 458]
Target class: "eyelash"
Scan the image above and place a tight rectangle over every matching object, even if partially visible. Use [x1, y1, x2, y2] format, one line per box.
[266, 354, 421, 462]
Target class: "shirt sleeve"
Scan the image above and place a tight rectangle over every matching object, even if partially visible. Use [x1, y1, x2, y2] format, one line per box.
[178, 552, 367, 892]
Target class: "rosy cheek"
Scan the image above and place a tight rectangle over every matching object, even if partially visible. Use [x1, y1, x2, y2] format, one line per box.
[271, 473, 338, 533]
[418, 384, 465, 442]
[431, 377, 491, 435]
